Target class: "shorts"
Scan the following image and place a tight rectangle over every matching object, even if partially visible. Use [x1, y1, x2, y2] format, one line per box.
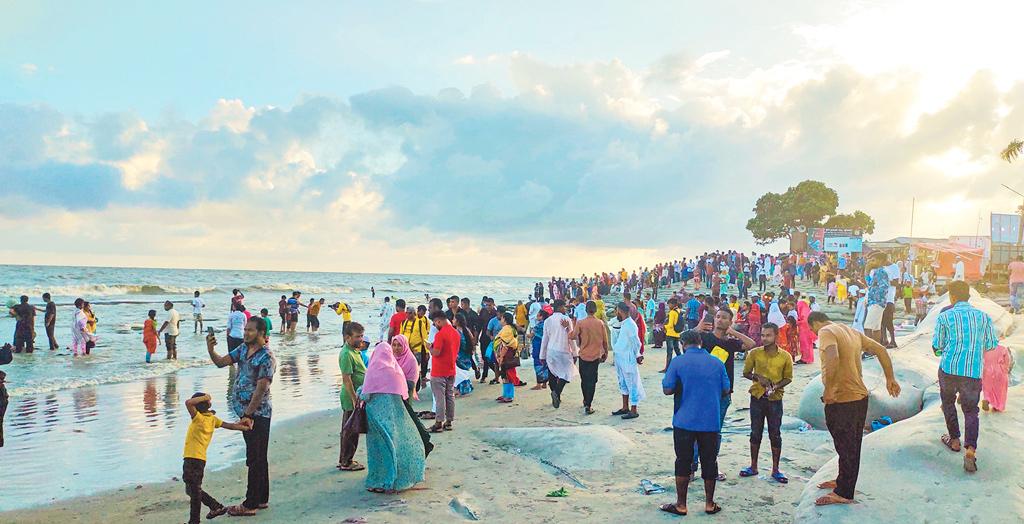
[289, 311, 299, 322]
[864, 304, 885, 331]
[309, 315, 320, 329]
[193, 313, 203, 321]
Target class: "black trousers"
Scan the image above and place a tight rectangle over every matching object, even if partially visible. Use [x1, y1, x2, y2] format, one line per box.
[578, 359, 600, 408]
[880, 303, 896, 345]
[674, 428, 718, 480]
[183, 458, 222, 524]
[550, 376, 567, 396]
[749, 395, 783, 448]
[824, 398, 868, 500]
[242, 415, 271, 509]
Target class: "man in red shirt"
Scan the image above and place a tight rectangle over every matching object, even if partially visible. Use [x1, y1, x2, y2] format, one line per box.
[388, 299, 407, 340]
[428, 310, 459, 432]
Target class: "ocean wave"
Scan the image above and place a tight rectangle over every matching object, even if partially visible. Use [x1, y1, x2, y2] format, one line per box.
[250, 283, 355, 295]
[0, 284, 218, 298]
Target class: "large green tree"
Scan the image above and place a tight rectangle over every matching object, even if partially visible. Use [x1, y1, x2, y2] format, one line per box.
[823, 210, 876, 234]
[746, 179, 871, 244]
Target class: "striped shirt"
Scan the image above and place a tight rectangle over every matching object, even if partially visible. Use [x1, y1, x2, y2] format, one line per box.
[931, 301, 998, 379]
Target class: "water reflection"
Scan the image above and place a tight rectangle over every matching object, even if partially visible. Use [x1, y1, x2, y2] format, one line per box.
[0, 348, 345, 512]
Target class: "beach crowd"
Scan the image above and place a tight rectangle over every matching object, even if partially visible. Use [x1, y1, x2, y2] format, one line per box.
[2, 250, 1017, 521]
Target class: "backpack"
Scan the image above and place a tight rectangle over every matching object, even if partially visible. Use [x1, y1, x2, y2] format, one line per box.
[673, 310, 688, 334]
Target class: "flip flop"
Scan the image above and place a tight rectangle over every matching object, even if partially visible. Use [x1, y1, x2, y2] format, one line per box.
[739, 467, 758, 477]
[941, 434, 962, 452]
[705, 503, 722, 515]
[206, 506, 229, 519]
[337, 461, 366, 471]
[621, 412, 639, 419]
[611, 409, 630, 416]
[772, 472, 789, 484]
[659, 503, 687, 516]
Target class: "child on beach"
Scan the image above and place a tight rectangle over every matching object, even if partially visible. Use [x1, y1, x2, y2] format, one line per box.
[182, 392, 251, 524]
[143, 309, 159, 363]
[982, 345, 1014, 412]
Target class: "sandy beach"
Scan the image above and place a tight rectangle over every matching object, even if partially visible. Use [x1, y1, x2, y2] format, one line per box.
[4, 281, 1021, 524]
[0, 282, 891, 524]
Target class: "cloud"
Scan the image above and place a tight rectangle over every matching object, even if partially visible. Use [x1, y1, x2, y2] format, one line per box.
[20, 63, 38, 75]
[3, 41, 1024, 273]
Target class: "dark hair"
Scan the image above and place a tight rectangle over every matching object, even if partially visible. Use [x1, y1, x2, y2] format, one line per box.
[680, 329, 702, 346]
[455, 311, 468, 328]
[502, 311, 514, 326]
[948, 280, 970, 302]
[20, 295, 28, 303]
[429, 310, 447, 321]
[74, 298, 84, 308]
[417, 305, 427, 313]
[538, 309, 551, 321]
[460, 297, 471, 304]
[717, 307, 734, 319]
[396, 299, 406, 309]
[148, 309, 157, 318]
[429, 298, 443, 311]
[42, 292, 51, 300]
[807, 311, 830, 325]
[343, 321, 365, 337]
[192, 392, 211, 413]
[668, 297, 678, 306]
[246, 316, 268, 336]
[232, 289, 240, 295]
[497, 305, 507, 314]
[260, 308, 269, 315]
[586, 300, 597, 315]
[552, 299, 566, 310]
[448, 295, 459, 304]
[761, 322, 779, 335]
[194, 291, 201, 296]
[237, 303, 246, 312]
[616, 301, 631, 314]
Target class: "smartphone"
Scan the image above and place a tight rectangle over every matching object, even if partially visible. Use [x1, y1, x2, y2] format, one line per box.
[207, 326, 215, 336]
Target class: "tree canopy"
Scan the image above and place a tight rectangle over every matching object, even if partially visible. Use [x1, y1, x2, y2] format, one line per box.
[746, 180, 872, 244]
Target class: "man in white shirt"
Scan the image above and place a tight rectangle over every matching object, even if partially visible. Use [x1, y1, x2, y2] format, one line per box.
[953, 257, 965, 281]
[540, 299, 578, 408]
[191, 291, 206, 334]
[158, 301, 180, 360]
[226, 303, 247, 350]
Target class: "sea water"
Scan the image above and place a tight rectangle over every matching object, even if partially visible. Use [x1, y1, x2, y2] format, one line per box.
[0, 265, 536, 511]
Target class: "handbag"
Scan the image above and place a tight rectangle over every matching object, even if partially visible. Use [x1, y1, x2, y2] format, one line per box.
[497, 340, 521, 370]
[0, 343, 12, 365]
[342, 400, 368, 435]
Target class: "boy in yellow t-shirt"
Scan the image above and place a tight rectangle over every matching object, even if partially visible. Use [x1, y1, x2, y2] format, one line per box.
[183, 392, 250, 524]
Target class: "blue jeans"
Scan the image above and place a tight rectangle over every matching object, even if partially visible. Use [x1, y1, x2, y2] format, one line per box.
[1012, 282, 1024, 311]
[692, 393, 731, 471]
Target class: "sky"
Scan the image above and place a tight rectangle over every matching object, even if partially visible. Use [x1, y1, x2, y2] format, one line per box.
[2, 0, 1024, 276]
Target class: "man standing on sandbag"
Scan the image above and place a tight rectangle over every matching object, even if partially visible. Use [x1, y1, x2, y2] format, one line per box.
[932, 280, 998, 473]
[808, 311, 901, 506]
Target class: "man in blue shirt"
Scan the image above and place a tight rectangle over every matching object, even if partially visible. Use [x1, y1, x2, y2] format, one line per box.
[932, 280, 998, 473]
[659, 330, 729, 516]
[685, 295, 701, 329]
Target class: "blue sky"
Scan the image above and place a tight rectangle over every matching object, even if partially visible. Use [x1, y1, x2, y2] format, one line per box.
[2, 0, 1024, 275]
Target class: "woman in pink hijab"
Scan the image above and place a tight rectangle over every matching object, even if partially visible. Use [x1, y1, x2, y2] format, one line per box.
[390, 335, 433, 457]
[982, 345, 1013, 412]
[796, 299, 816, 364]
[362, 341, 426, 493]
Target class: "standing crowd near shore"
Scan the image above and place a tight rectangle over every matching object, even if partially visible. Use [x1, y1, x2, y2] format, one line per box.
[2, 250, 1017, 521]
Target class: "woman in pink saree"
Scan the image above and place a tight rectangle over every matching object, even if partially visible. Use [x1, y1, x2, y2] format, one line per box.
[982, 345, 1013, 412]
[796, 299, 816, 363]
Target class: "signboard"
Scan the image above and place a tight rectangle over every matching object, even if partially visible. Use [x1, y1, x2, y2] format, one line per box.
[807, 228, 864, 254]
[991, 213, 1021, 244]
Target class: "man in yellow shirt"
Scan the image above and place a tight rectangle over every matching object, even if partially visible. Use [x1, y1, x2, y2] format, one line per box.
[307, 298, 324, 333]
[740, 323, 793, 484]
[331, 301, 352, 333]
[402, 306, 431, 355]
[182, 392, 250, 523]
[662, 297, 682, 372]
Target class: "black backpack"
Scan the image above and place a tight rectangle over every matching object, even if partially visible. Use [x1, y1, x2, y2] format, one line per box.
[673, 310, 688, 334]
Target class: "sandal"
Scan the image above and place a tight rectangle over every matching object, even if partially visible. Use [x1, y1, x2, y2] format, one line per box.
[739, 467, 758, 478]
[418, 412, 436, 420]
[771, 471, 788, 484]
[443, 422, 453, 431]
[206, 506, 229, 519]
[964, 452, 978, 473]
[611, 408, 630, 416]
[659, 503, 687, 516]
[429, 423, 444, 433]
[337, 461, 366, 471]
[621, 412, 639, 419]
[941, 434, 962, 452]
[705, 503, 722, 515]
